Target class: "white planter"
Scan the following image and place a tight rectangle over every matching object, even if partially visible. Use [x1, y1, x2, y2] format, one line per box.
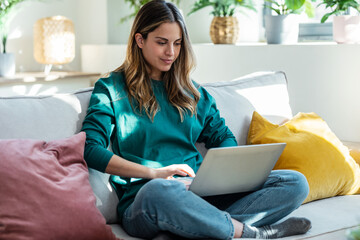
[333, 15, 360, 44]
[0, 53, 16, 77]
[265, 14, 299, 44]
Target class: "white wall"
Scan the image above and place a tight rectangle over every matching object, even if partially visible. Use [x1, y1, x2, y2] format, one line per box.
[7, 0, 107, 72]
[107, 0, 262, 44]
[7, 0, 261, 72]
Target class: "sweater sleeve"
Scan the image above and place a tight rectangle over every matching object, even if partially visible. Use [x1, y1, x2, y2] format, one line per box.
[81, 79, 115, 172]
[197, 88, 237, 149]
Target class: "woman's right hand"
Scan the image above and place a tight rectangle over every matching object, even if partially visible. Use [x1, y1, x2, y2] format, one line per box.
[105, 155, 195, 180]
[152, 164, 196, 179]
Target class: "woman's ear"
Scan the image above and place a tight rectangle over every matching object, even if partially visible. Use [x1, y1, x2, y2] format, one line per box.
[135, 33, 144, 48]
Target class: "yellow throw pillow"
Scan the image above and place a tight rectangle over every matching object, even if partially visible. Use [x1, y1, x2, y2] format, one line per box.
[247, 111, 360, 203]
[350, 150, 360, 165]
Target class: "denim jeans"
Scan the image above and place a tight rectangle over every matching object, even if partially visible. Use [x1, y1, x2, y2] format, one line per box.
[121, 170, 309, 240]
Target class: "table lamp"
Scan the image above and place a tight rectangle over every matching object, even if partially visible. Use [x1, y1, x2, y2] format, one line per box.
[33, 16, 75, 74]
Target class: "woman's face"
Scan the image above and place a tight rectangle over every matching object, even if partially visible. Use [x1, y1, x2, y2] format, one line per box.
[135, 22, 182, 80]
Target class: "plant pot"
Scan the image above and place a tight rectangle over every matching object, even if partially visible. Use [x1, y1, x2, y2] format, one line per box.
[0, 53, 16, 77]
[333, 15, 360, 44]
[210, 16, 239, 44]
[265, 14, 299, 44]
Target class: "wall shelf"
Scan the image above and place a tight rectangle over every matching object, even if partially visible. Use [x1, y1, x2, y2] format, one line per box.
[0, 71, 100, 97]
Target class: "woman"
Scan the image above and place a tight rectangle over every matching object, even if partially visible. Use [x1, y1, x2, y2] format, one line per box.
[81, 0, 311, 239]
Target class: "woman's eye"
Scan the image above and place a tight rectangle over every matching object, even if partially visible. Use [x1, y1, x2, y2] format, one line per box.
[175, 42, 182, 46]
[157, 42, 166, 45]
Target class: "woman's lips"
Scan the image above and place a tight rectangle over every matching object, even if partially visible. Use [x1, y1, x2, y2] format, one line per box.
[161, 59, 173, 64]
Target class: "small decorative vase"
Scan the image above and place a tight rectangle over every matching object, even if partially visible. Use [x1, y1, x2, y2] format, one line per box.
[265, 14, 299, 44]
[0, 53, 16, 77]
[333, 15, 360, 44]
[210, 16, 239, 44]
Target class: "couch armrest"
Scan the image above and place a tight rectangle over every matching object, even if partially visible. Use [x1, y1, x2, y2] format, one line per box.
[342, 141, 360, 164]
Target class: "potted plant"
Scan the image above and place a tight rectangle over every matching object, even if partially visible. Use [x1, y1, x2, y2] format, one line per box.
[188, 0, 256, 44]
[264, 0, 316, 44]
[0, 0, 29, 77]
[120, 0, 181, 23]
[318, 0, 360, 44]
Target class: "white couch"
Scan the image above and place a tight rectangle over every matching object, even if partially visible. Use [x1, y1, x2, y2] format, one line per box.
[1, 71, 359, 240]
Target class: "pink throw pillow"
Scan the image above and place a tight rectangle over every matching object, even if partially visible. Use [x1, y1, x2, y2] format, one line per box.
[0, 132, 119, 240]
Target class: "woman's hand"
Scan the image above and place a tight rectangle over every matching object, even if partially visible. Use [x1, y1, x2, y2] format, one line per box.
[151, 164, 195, 179]
[105, 155, 195, 180]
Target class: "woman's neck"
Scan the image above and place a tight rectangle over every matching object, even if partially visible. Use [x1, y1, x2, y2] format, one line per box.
[148, 68, 162, 81]
[150, 74, 162, 81]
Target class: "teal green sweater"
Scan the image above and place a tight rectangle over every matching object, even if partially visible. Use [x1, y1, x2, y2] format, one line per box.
[81, 72, 237, 222]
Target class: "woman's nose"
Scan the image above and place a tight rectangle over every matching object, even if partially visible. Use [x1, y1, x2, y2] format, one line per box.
[165, 44, 174, 56]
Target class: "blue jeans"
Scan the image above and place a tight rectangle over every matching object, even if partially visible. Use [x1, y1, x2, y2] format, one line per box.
[121, 170, 309, 240]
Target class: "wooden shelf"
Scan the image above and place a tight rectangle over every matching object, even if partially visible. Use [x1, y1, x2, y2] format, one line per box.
[0, 71, 101, 97]
[0, 71, 101, 84]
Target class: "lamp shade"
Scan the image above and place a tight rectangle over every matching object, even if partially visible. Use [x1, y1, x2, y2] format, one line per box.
[34, 16, 75, 65]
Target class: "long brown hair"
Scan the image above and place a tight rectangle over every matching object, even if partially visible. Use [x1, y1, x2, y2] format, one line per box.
[114, 0, 199, 121]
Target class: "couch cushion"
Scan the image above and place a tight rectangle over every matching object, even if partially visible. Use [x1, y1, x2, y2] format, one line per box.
[0, 132, 118, 240]
[247, 111, 360, 203]
[0, 88, 119, 224]
[283, 195, 360, 240]
[196, 71, 292, 156]
[0, 88, 93, 141]
[88, 169, 119, 223]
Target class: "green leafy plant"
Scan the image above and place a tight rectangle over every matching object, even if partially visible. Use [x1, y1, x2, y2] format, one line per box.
[265, 0, 317, 18]
[318, 0, 360, 23]
[120, 0, 181, 23]
[0, 0, 30, 53]
[347, 226, 360, 240]
[188, 0, 256, 17]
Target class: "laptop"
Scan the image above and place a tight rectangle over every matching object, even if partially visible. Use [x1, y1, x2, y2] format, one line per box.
[176, 143, 286, 197]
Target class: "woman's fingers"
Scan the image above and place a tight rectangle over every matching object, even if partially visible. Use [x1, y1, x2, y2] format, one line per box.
[155, 164, 195, 179]
[169, 164, 195, 177]
[177, 164, 195, 177]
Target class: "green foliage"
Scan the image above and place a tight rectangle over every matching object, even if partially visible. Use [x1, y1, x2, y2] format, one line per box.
[120, 0, 181, 23]
[188, 0, 256, 17]
[318, 0, 360, 23]
[347, 227, 360, 240]
[264, 0, 316, 17]
[0, 0, 28, 53]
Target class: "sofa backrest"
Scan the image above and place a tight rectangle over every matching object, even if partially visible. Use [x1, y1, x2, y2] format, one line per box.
[0, 88, 93, 141]
[0, 71, 292, 224]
